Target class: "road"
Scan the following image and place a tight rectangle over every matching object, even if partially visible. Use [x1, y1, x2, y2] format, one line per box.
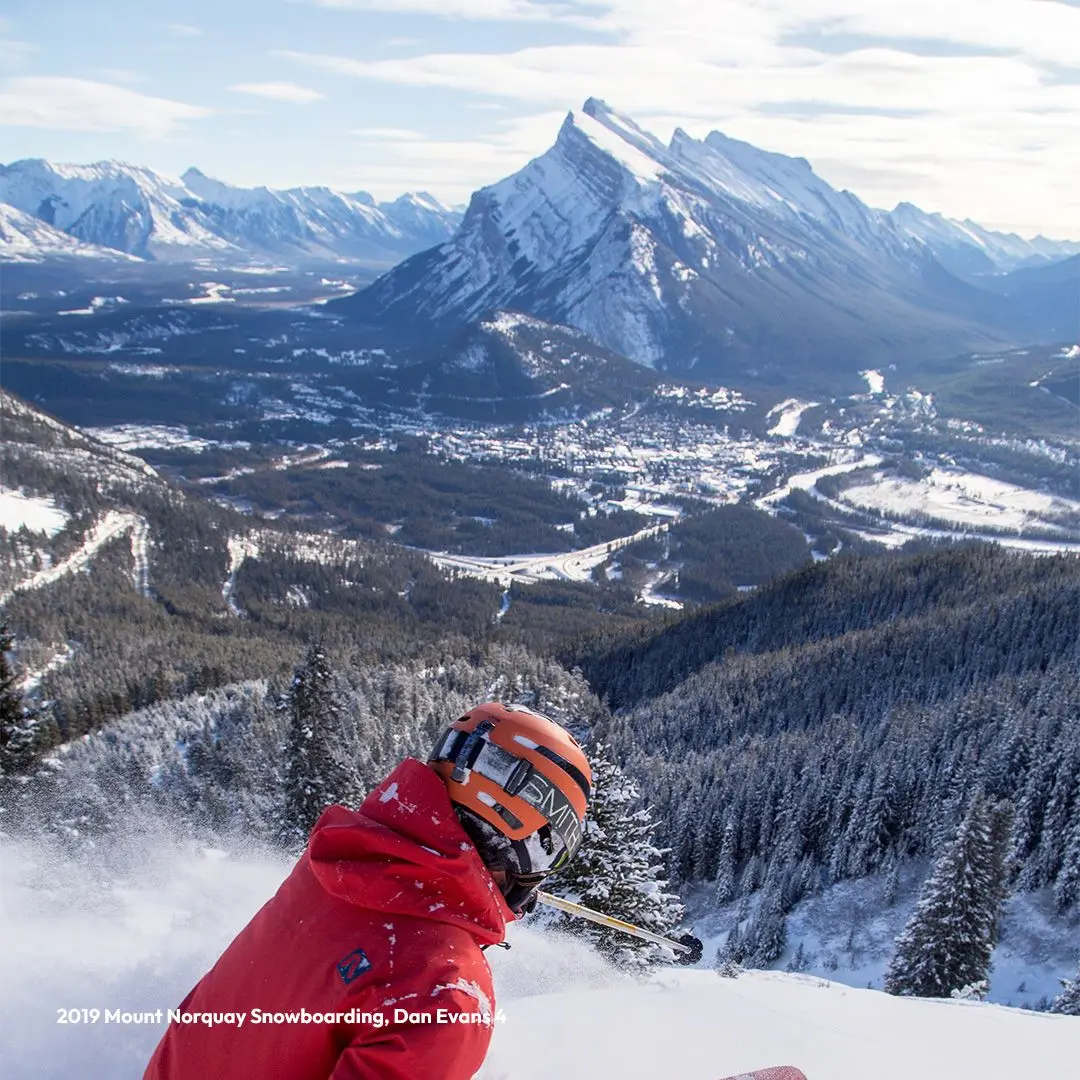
[421, 522, 671, 587]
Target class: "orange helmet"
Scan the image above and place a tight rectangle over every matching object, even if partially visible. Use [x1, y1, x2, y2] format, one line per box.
[429, 702, 592, 907]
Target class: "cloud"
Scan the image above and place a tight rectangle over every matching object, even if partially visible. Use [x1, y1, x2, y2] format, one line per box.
[335, 110, 566, 203]
[0, 77, 213, 137]
[227, 81, 325, 104]
[281, 0, 1080, 235]
[303, 0, 600, 23]
[352, 126, 425, 139]
[164, 22, 203, 37]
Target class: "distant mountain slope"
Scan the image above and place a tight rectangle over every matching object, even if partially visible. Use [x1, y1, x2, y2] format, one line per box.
[0, 159, 461, 265]
[888, 202, 1080, 278]
[0, 202, 137, 263]
[337, 99, 1075, 386]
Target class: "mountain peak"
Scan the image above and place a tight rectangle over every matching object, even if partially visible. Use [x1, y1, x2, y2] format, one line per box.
[555, 102, 667, 188]
[704, 129, 813, 174]
[0, 159, 462, 264]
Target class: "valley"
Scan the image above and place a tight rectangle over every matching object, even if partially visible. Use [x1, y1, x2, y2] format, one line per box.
[2, 86, 1079, 1058]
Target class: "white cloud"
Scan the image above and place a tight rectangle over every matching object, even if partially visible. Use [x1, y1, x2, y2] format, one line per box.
[336, 110, 565, 202]
[281, 0, 1080, 235]
[352, 126, 425, 139]
[0, 77, 213, 137]
[164, 22, 203, 37]
[304, 0, 599, 23]
[227, 81, 325, 104]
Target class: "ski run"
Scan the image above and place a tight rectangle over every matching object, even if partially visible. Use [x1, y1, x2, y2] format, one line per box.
[0, 509, 149, 606]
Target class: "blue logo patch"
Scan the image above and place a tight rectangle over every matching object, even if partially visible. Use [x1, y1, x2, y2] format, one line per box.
[336, 947, 372, 985]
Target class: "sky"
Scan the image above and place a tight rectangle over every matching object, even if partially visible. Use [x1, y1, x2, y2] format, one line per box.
[1, 0, 1078, 238]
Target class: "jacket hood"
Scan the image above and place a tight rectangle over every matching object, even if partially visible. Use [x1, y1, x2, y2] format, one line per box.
[307, 758, 513, 945]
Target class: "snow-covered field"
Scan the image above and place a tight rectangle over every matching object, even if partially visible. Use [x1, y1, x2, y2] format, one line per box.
[85, 424, 222, 453]
[1, 837, 1074, 1080]
[841, 468, 1080, 534]
[766, 399, 819, 438]
[0, 488, 69, 536]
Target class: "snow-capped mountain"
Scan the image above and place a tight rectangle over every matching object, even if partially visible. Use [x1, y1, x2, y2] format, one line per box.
[338, 99, 1074, 381]
[0, 159, 462, 265]
[419, 308, 660, 417]
[888, 201, 1080, 278]
[0, 201, 138, 263]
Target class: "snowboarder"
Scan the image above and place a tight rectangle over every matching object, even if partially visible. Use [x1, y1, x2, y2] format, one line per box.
[144, 702, 592, 1080]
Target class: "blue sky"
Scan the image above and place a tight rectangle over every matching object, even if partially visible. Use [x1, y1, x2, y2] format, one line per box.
[1, 0, 1078, 237]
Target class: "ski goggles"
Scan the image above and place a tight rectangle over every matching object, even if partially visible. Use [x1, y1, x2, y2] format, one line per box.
[431, 725, 586, 875]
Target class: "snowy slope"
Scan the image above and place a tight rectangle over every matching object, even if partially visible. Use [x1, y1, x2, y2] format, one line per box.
[889, 202, 1080, 277]
[0, 160, 232, 259]
[339, 99, 1024, 379]
[1, 834, 1075, 1080]
[0, 159, 461, 264]
[0, 201, 137, 262]
[481, 957, 1079, 1080]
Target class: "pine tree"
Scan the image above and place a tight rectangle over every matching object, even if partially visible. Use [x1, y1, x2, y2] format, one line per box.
[1050, 960, 1080, 1015]
[884, 792, 1012, 998]
[740, 887, 787, 969]
[548, 741, 685, 968]
[714, 821, 737, 904]
[277, 643, 361, 850]
[0, 624, 37, 778]
[1052, 814, 1080, 913]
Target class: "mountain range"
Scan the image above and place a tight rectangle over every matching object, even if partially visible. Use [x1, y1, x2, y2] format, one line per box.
[2, 100, 1078, 396]
[337, 99, 1079, 383]
[0, 159, 461, 265]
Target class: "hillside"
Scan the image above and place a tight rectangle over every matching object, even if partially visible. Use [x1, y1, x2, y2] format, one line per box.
[0, 390, 656, 740]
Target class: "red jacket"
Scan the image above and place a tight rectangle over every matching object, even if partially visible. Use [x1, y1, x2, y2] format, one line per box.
[145, 759, 514, 1080]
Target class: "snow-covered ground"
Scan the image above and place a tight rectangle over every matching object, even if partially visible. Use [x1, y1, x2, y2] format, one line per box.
[841, 468, 1080, 535]
[687, 869, 1078, 1012]
[422, 523, 669, 589]
[18, 643, 75, 694]
[756, 455, 884, 510]
[1, 837, 1074, 1080]
[0, 510, 146, 606]
[860, 369, 885, 394]
[223, 536, 259, 616]
[481, 962, 1078, 1080]
[85, 424, 221, 453]
[0, 488, 69, 536]
[766, 399, 819, 438]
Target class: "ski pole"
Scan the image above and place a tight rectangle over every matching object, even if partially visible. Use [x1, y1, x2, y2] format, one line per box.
[536, 891, 703, 963]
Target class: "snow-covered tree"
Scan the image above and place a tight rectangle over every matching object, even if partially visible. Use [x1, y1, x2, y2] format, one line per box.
[277, 643, 361, 850]
[548, 741, 684, 967]
[714, 820, 737, 904]
[1050, 959, 1080, 1015]
[885, 792, 1012, 998]
[1052, 814, 1080, 913]
[740, 887, 787, 969]
[0, 624, 37, 778]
